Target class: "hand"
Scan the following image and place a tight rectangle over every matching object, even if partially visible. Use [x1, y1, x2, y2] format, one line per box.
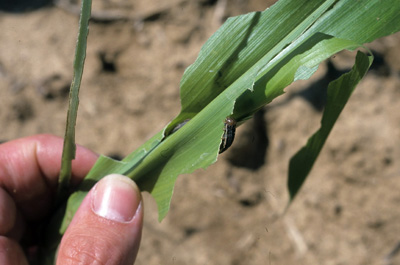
[0, 134, 143, 265]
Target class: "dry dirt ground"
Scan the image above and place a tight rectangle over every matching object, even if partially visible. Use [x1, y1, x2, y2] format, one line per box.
[1, 0, 400, 264]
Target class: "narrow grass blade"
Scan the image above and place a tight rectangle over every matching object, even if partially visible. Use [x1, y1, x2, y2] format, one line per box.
[58, 0, 92, 200]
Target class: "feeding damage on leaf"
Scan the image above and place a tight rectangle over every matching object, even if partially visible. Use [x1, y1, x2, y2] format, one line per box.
[171, 117, 237, 154]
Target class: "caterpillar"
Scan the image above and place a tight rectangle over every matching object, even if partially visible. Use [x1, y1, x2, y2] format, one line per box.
[219, 117, 236, 154]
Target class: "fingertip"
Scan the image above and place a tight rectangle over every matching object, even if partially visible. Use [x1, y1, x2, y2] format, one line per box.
[92, 174, 142, 223]
[57, 174, 143, 265]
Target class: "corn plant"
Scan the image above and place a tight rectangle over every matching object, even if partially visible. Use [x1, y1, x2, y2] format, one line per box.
[42, 0, 400, 263]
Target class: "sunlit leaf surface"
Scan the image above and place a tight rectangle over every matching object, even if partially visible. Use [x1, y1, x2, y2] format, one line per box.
[59, 0, 400, 240]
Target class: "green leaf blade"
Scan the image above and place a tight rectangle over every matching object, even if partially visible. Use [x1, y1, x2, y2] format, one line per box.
[60, 0, 400, 227]
[287, 51, 373, 202]
[58, 0, 92, 200]
[309, 0, 400, 43]
[169, 0, 336, 130]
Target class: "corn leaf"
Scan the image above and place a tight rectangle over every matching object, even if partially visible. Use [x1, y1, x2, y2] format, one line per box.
[288, 51, 373, 203]
[57, 0, 92, 201]
[42, 0, 92, 262]
[57, 0, 400, 243]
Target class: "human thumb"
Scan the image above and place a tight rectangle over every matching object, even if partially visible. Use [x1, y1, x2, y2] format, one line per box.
[56, 174, 143, 265]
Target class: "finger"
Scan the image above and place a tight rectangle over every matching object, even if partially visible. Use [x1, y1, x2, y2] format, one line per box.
[0, 134, 98, 220]
[0, 187, 26, 241]
[57, 174, 143, 265]
[0, 236, 29, 265]
[0, 188, 17, 235]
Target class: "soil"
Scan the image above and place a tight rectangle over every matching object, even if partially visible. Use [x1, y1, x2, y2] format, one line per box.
[1, 0, 400, 264]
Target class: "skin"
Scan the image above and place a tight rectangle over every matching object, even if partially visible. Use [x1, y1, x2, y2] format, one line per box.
[0, 134, 143, 265]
